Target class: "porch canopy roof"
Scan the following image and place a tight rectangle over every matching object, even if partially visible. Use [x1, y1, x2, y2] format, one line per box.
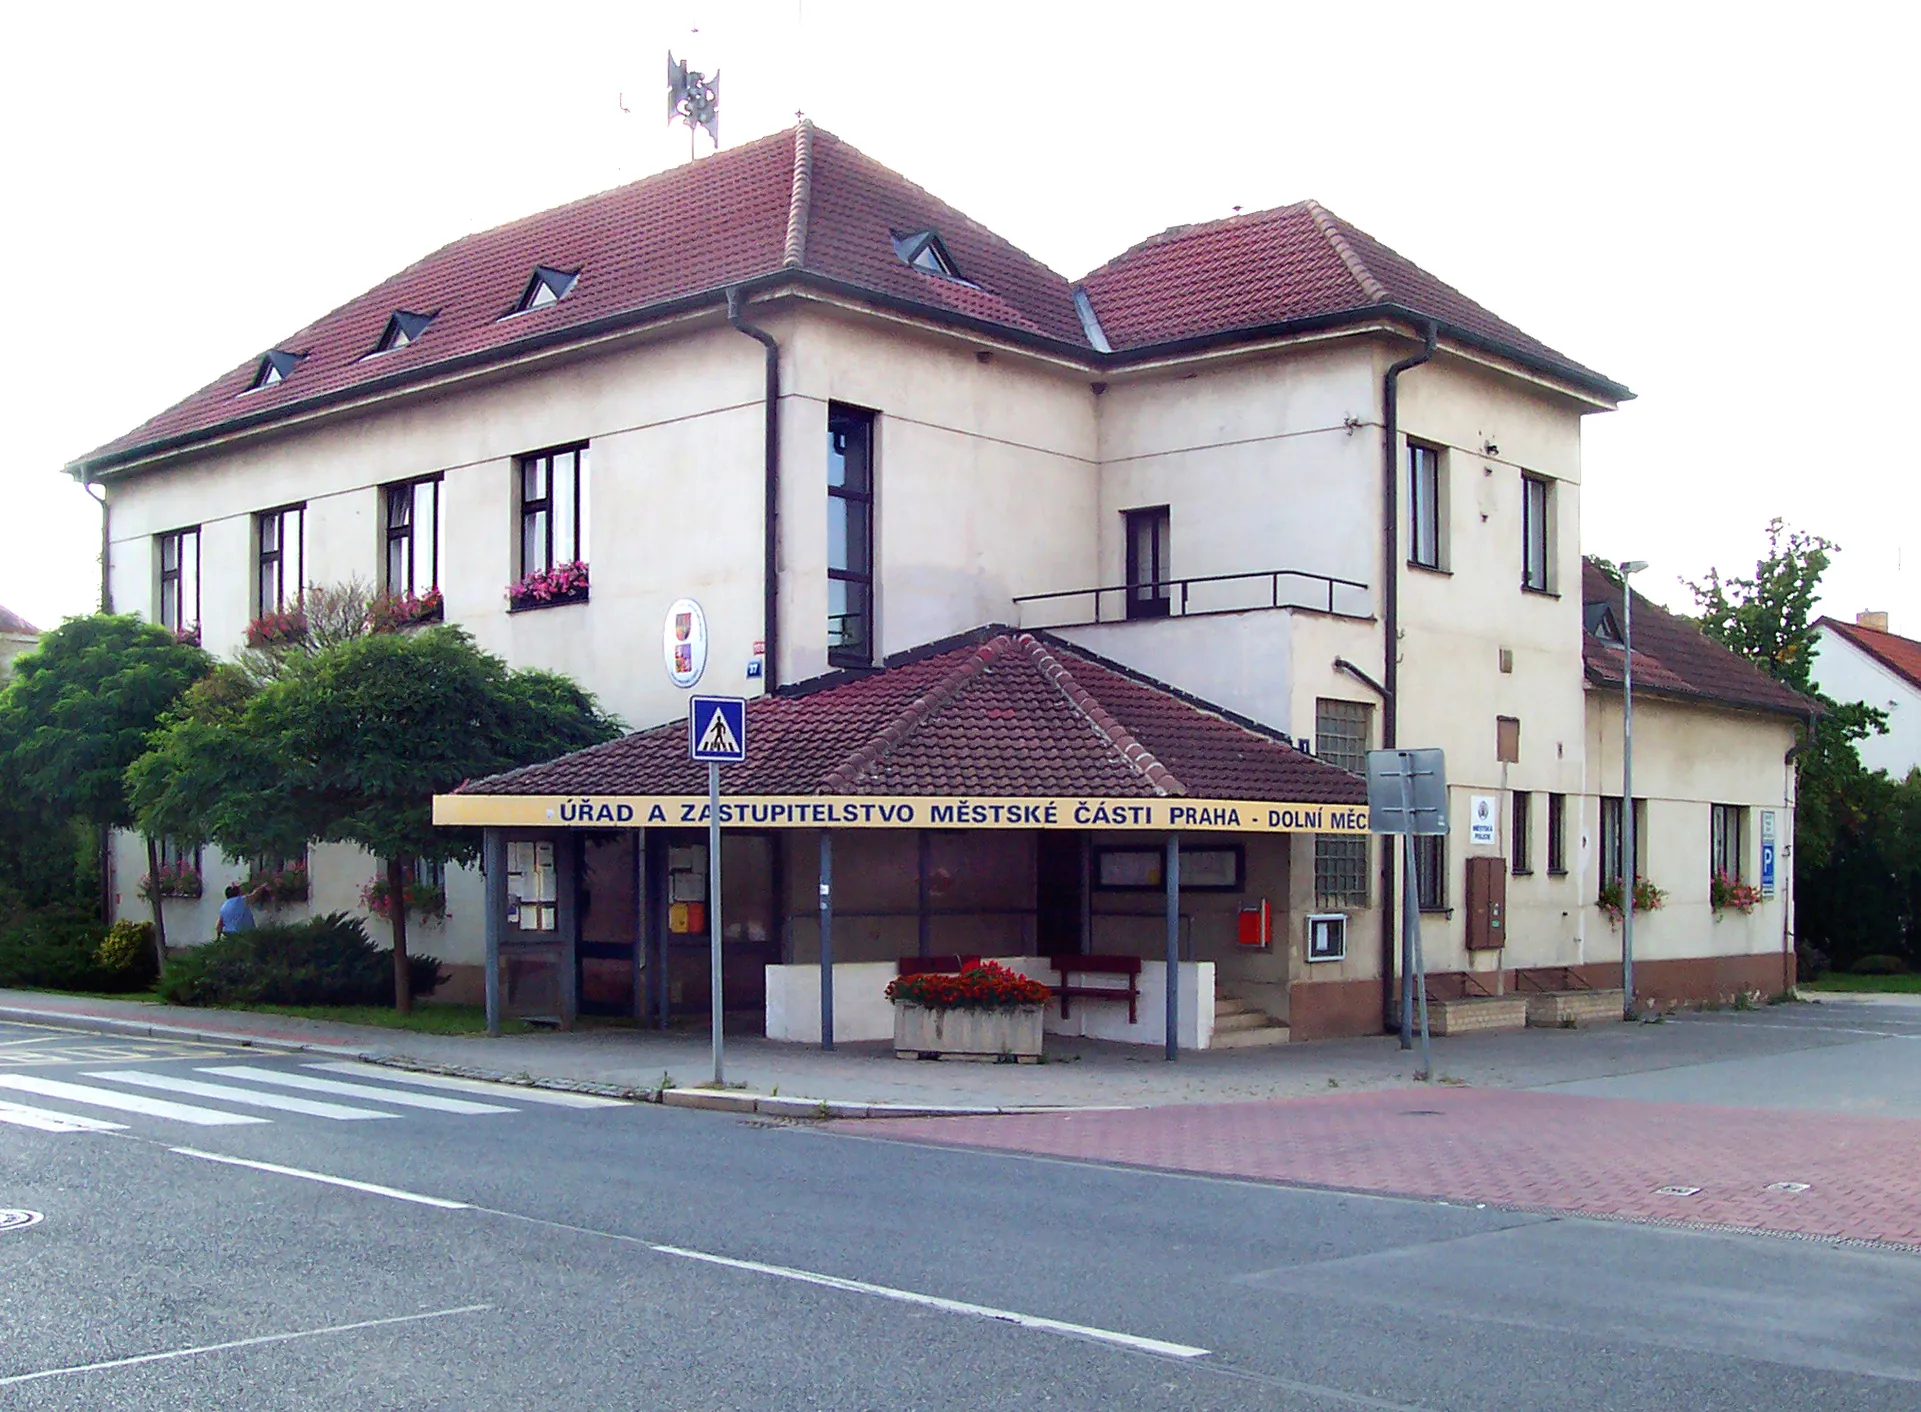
[434, 628, 1368, 834]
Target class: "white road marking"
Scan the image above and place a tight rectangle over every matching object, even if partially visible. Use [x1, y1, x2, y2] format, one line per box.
[649, 1244, 1211, 1360]
[0, 1099, 127, 1133]
[195, 1066, 513, 1114]
[0, 1075, 266, 1127]
[306, 1061, 626, 1107]
[171, 1148, 474, 1208]
[0, 1304, 492, 1388]
[85, 1071, 399, 1121]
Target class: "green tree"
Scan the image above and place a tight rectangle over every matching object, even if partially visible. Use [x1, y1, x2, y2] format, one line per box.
[131, 626, 618, 1011]
[0, 616, 212, 963]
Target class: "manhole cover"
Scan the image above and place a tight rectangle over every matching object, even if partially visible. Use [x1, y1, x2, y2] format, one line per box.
[1654, 1185, 1702, 1197]
[0, 1209, 44, 1233]
[1765, 1181, 1811, 1194]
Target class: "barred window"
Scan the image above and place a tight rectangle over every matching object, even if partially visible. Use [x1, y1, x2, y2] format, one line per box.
[1314, 698, 1371, 773]
[1315, 834, 1369, 908]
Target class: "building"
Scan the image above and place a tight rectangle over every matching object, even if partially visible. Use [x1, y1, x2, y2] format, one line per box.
[67, 122, 1809, 1040]
[0, 605, 39, 682]
[1810, 613, 1921, 778]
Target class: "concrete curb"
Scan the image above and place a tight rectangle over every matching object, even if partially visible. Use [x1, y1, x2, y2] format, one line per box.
[0, 1002, 1097, 1117]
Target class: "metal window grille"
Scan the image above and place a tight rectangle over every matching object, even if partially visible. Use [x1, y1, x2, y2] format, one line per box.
[1314, 834, 1369, 908]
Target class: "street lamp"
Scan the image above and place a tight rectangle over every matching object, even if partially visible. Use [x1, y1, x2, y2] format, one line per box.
[1619, 560, 1648, 1019]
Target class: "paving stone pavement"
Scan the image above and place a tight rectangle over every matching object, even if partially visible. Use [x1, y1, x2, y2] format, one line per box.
[843, 1086, 1921, 1250]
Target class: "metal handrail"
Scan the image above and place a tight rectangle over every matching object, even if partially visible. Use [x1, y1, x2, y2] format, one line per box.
[1013, 566, 1370, 628]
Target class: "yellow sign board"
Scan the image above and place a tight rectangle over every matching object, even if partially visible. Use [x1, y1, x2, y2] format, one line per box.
[432, 793, 1369, 834]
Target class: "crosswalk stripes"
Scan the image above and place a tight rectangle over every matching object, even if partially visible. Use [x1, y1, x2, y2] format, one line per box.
[0, 1074, 268, 1126]
[195, 1066, 515, 1114]
[0, 1098, 128, 1133]
[84, 1071, 400, 1121]
[304, 1061, 627, 1108]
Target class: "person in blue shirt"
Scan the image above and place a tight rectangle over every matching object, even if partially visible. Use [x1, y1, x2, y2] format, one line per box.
[215, 882, 256, 938]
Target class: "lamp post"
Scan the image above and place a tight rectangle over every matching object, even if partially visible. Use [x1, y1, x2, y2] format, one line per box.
[1619, 559, 1648, 1019]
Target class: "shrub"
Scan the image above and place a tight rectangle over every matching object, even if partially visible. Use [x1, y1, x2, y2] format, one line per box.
[1849, 953, 1909, 976]
[1796, 943, 1830, 982]
[95, 920, 160, 991]
[0, 909, 112, 991]
[157, 912, 443, 1008]
[885, 961, 1054, 1010]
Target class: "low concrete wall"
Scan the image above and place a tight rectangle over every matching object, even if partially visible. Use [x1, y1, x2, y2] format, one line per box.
[1427, 996, 1529, 1035]
[765, 958, 1217, 1050]
[1524, 990, 1625, 1027]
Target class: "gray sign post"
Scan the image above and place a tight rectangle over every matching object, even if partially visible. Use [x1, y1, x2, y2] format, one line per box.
[689, 695, 746, 1087]
[1367, 748, 1448, 1081]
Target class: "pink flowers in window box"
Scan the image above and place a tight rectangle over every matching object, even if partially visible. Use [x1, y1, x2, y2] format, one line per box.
[507, 561, 589, 610]
[1711, 873, 1762, 914]
[370, 586, 444, 633]
[138, 862, 204, 901]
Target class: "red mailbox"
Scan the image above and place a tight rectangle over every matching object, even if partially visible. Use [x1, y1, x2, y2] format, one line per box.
[1237, 899, 1272, 949]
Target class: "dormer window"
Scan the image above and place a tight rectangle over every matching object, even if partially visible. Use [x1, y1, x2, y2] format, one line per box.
[1585, 603, 1623, 644]
[891, 231, 963, 281]
[516, 266, 579, 312]
[375, 310, 434, 353]
[249, 350, 305, 391]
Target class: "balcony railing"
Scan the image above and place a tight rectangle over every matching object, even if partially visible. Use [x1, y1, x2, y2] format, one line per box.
[1013, 567, 1371, 630]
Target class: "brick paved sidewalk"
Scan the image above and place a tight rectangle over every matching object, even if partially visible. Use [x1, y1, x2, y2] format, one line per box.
[846, 1087, 1921, 1249]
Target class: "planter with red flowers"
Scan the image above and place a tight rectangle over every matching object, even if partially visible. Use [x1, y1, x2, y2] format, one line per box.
[886, 960, 1054, 1061]
[370, 586, 444, 633]
[1711, 873, 1762, 915]
[507, 561, 589, 612]
[359, 876, 448, 922]
[246, 606, 309, 649]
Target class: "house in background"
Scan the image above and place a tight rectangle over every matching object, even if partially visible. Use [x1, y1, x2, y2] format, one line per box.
[1810, 613, 1921, 779]
[0, 605, 39, 682]
[64, 121, 1809, 1040]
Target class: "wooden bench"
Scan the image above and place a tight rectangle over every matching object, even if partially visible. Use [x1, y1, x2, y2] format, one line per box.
[1046, 954, 1142, 1024]
[896, 955, 981, 977]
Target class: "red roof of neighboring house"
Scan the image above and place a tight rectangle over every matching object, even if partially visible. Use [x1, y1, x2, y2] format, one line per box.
[1581, 560, 1814, 719]
[459, 628, 1365, 805]
[1814, 616, 1921, 694]
[0, 604, 39, 636]
[72, 124, 1625, 476]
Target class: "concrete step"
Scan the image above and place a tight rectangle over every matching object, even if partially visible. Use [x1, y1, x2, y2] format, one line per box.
[1212, 1008, 1277, 1034]
[1211, 994, 1290, 1047]
[1211, 1021, 1292, 1048]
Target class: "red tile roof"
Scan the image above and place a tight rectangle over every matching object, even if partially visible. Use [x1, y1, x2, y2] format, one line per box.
[1078, 200, 1623, 395]
[0, 604, 39, 636]
[459, 628, 1365, 805]
[72, 125, 1624, 476]
[1582, 560, 1814, 719]
[1815, 616, 1921, 694]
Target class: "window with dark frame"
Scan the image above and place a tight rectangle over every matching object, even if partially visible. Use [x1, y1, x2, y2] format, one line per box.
[1711, 804, 1746, 881]
[518, 446, 586, 576]
[1124, 505, 1171, 619]
[1416, 832, 1447, 912]
[384, 476, 442, 596]
[156, 527, 201, 640]
[1547, 793, 1567, 874]
[157, 836, 200, 873]
[1600, 796, 1647, 890]
[1408, 443, 1442, 569]
[254, 504, 305, 615]
[1523, 473, 1552, 592]
[827, 405, 876, 666]
[1314, 699, 1373, 907]
[1512, 791, 1532, 875]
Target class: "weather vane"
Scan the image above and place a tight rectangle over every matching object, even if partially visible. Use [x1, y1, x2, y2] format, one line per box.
[667, 51, 720, 158]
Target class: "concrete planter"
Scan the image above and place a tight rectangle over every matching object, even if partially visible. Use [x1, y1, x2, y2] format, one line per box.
[893, 1002, 1045, 1062]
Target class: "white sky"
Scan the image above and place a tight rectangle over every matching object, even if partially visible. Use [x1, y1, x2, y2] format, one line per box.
[3, 1, 1916, 634]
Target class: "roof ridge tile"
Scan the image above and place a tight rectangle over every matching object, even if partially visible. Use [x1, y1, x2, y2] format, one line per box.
[784, 118, 815, 268]
[1303, 199, 1388, 303]
[819, 636, 1010, 790]
[1015, 633, 1187, 797]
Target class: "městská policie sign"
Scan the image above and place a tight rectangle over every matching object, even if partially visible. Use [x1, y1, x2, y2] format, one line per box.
[433, 794, 1369, 834]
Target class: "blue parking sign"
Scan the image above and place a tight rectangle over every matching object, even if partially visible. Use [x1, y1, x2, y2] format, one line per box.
[689, 696, 747, 763]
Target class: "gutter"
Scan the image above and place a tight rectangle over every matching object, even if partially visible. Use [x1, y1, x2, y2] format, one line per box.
[1379, 321, 1437, 1034]
[726, 287, 782, 693]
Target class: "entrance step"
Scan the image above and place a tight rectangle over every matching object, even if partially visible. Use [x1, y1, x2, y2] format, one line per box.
[1211, 995, 1291, 1048]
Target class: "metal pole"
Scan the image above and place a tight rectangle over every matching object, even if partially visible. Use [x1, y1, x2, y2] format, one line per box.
[1165, 833, 1181, 1061]
[1406, 760, 1421, 1052]
[482, 829, 505, 1037]
[708, 760, 724, 1085]
[1406, 831, 1433, 1079]
[818, 831, 834, 1051]
[1623, 579, 1636, 1020]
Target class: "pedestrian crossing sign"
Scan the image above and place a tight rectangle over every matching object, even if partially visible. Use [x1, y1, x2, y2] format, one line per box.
[689, 696, 747, 763]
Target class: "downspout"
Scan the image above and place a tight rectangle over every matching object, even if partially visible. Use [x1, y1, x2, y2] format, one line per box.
[84, 480, 111, 612]
[1379, 321, 1438, 1030]
[726, 287, 781, 693]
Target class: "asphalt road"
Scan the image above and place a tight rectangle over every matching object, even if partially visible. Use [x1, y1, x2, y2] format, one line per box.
[2, 1017, 1916, 1410]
